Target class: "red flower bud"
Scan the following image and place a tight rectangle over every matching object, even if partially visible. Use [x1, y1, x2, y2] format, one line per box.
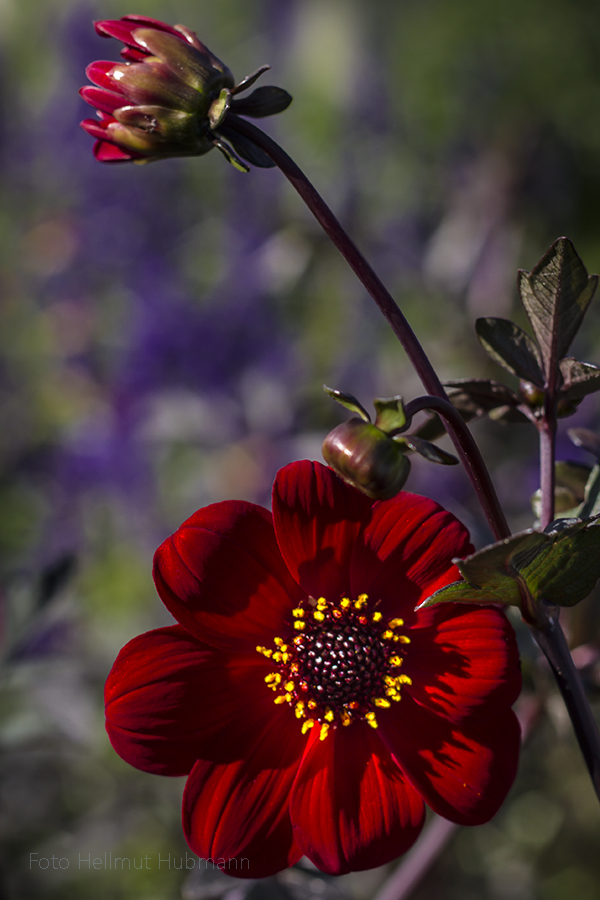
[80, 15, 291, 168]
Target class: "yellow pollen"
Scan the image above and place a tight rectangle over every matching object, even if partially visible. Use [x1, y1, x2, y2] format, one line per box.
[371, 612, 382, 623]
[389, 655, 402, 667]
[295, 702, 305, 718]
[317, 597, 328, 610]
[274, 695, 287, 704]
[284, 681, 295, 692]
[293, 636, 304, 645]
[264, 673, 281, 684]
[313, 610, 325, 622]
[324, 708, 334, 722]
[319, 723, 330, 741]
[388, 618, 404, 628]
[274, 637, 284, 647]
[294, 620, 306, 631]
[290, 662, 299, 674]
[273, 652, 283, 663]
[365, 711, 378, 728]
[396, 635, 411, 644]
[398, 674, 413, 685]
[382, 630, 394, 641]
[301, 719, 315, 734]
[354, 594, 368, 610]
[374, 697, 391, 708]
[341, 711, 352, 726]
[308, 700, 317, 710]
[340, 598, 351, 609]
[256, 646, 273, 658]
[332, 608, 342, 619]
[292, 608, 305, 618]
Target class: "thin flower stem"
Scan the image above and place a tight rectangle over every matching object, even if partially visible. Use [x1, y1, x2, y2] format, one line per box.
[533, 608, 600, 801]
[539, 396, 557, 530]
[372, 817, 458, 900]
[226, 115, 509, 541]
[403, 396, 510, 539]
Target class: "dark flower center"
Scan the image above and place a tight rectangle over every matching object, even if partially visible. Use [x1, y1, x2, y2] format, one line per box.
[256, 594, 412, 741]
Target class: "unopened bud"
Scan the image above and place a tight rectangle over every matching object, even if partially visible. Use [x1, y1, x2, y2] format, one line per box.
[322, 419, 410, 500]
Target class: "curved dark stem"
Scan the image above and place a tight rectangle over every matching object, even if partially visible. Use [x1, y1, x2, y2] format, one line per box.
[533, 608, 600, 800]
[226, 115, 509, 541]
[407, 396, 510, 539]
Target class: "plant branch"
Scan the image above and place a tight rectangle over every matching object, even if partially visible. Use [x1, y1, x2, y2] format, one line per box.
[226, 115, 509, 541]
[533, 607, 600, 800]
[539, 395, 557, 530]
[403, 395, 510, 538]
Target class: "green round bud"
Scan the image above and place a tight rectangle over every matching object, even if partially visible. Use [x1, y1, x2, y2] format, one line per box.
[322, 419, 411, 500]
[519, 380, 545, 407]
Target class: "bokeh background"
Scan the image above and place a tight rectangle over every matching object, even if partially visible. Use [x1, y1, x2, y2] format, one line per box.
[4, 0, 600, 897]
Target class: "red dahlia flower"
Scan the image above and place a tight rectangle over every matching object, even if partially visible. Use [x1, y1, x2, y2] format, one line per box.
[80, 15, 291, 168]
[105, 460, 521, 878]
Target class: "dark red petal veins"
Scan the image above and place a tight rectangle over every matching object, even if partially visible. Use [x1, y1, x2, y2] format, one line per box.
[290, 725, 425, 875]
[153, 500, 303, 651]
[105, 625, 288, 776]
[405, 605, 521, 720]
[183, 714, 305, 878]
[273, 460, 373, 600]
[379, 692, 521, 824]
[350, 491, 473, 619]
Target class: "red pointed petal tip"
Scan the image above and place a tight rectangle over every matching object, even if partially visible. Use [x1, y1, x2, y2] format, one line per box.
[85, 60, 120, 90]
[290, 726, 425, 875]
[94, 140, 141, 163]
[153, 499, 303, 652]
[272, 459, 373, 600]
[94, 16, 187, 49]
[79, 86, 124, 114]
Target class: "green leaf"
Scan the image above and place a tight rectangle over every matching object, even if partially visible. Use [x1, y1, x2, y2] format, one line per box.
[230, 85, 293, 117]
[444, 379, 522, 417]
[559, 358, 600, 400]
[419, 517, 600, 610]
[519, 237, 598, 374]
[394, 434, 458, 465]
[520, 517, 600, 606]
[568, 427, 600, 458]
[373, 396, 407, 434]
[418, 530, 547, 609]
[475, 317, 544, 385]
[323, 385, 370, 421]
[579, 465, 600, 518]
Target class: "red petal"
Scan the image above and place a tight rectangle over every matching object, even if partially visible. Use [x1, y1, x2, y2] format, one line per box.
[153, 501, 303, 651]
[85, 60, 121, 91]
[80, 86, 124, 114]
[272, 461, 373, 601]
[105, 625, 285, 776]
[290, 725, 425, 875]
[405, 605, 521, 720]
[183, 715, 305, 878]
[94, 16, 184, 50]
[93, 140, 139, 162]
[350, 491, 473, 619]
[379, 692, 521, 824]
